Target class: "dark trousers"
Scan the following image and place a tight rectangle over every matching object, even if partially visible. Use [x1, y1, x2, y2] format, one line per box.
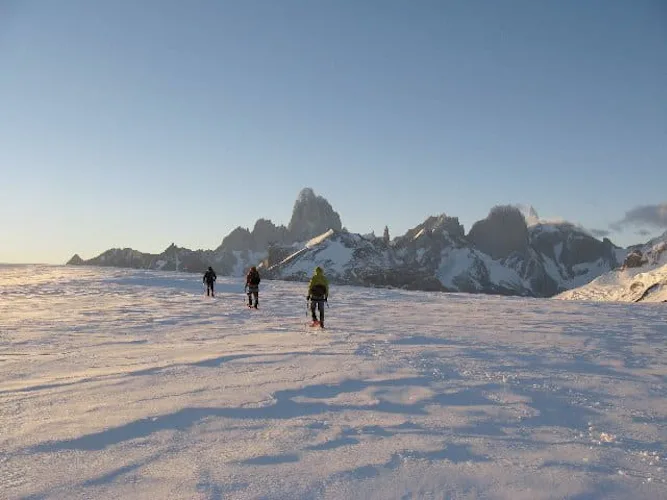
[247, 287, 258, 307]
[205, 282, 215, 296]
[310, 299, 325, 324]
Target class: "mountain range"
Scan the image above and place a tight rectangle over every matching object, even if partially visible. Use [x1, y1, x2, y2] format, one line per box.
[68, 187, 632, 298]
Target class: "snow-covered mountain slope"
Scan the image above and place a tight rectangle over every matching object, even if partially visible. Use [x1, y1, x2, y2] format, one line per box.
[267, 220, 621, 297]
[628, 231, 667, 266]
[526, 222, 622, 292]
[268, 229, 400, 286]
[556, 232, 667, 303]
[555, 263, 667, 303]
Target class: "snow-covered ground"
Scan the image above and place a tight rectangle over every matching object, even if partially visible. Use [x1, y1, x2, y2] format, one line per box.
[1, 265, 666, 499]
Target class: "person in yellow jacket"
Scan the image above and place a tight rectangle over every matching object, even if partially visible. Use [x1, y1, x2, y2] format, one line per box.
[306, 266, 329, 328]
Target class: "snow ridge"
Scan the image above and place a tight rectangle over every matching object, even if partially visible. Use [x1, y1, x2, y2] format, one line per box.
[557, 233, 667, 302]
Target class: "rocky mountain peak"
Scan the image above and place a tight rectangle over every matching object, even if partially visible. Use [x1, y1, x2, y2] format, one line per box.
[218, 227, 254, 252]
[395, 214, 464, 247]
[424, 214, 465, 238]
[288, 188, 342, 242]
[514, 204, 541, 226]
[66, 254, 84, 265]
[251, 219, 291, 249]
[468, 205, 529, 259]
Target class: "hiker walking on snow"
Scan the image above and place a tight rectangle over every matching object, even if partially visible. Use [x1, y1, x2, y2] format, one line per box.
[245, 266, 261, 308]
[307, 266, 329, 328]
[203, 266, 217, 297]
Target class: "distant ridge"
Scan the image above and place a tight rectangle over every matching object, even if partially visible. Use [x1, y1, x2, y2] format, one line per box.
[68, 189, 627, 297]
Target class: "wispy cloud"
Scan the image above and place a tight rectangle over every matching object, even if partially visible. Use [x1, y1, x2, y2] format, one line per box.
[610, 203, 667, 232]
[635, 229, 652, 237]
[589, 228, 610, 238]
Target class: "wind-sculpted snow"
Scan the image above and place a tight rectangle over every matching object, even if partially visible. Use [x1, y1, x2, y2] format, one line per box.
[1, 265, 666, 499]
[556, 263, 667, 303]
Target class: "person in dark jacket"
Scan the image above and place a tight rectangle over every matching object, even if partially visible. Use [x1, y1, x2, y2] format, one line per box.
[245, 266, 261, 308]
[203, 266, 217, 297]
[306, 266, 329, 328]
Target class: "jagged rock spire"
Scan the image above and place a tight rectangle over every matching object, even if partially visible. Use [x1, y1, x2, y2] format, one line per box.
[288, 188, 342, 241]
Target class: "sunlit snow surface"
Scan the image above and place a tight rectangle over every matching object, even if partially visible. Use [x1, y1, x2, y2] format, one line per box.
[1, 265, 666, 500]
[557, 264, 667, 303]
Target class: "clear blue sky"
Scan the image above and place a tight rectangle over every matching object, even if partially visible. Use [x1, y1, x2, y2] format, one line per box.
[1, 0, 665, 264]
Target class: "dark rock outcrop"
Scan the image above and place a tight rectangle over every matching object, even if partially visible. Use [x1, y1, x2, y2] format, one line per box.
[288, 188, 342, 242]
[66, 254, 84, 265]
[468, 205, 529, 260]
[218, 227, 255, 252]
[624, 250, 645, 268]
[252, 219, 291, 250]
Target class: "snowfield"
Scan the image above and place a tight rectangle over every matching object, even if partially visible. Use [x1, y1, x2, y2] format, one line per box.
[1, 265, 666, 499]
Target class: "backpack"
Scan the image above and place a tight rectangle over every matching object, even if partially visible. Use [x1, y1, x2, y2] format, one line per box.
[247, 270, 260, 286]
[310, 284, 327, 298]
